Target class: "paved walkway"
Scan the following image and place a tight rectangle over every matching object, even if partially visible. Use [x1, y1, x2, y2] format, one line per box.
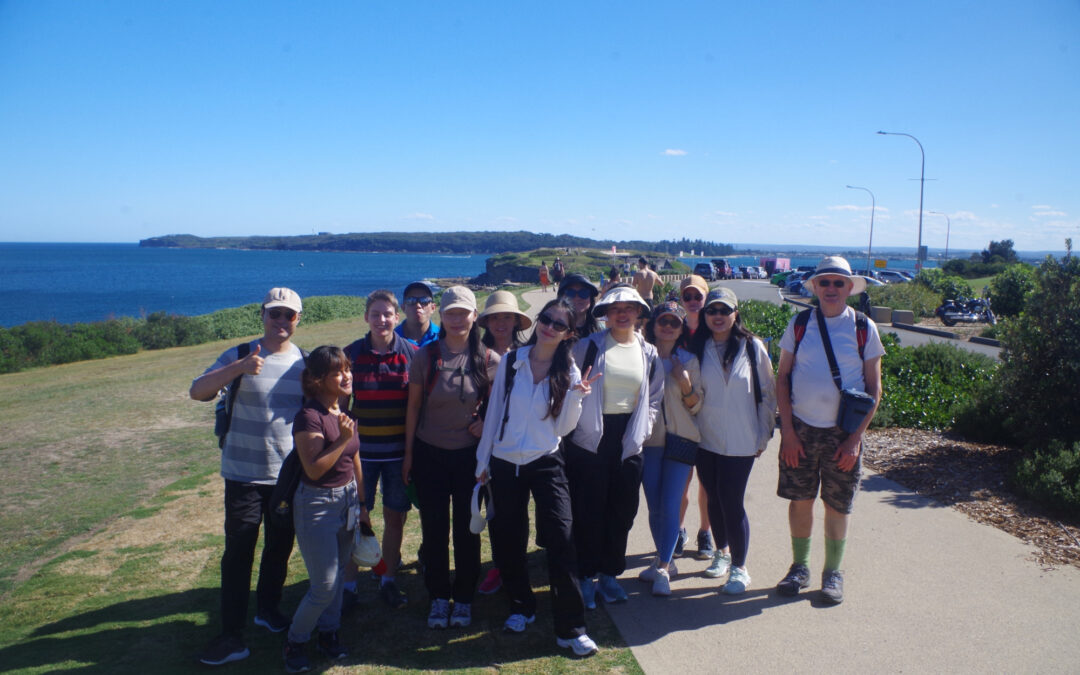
[518, 287, 1080, 673]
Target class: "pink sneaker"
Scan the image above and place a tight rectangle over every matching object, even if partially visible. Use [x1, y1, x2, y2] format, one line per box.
[478, 567, 502, 594]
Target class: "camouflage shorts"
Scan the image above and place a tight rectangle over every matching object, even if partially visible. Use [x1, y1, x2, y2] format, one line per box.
[776, 417, 861, 514]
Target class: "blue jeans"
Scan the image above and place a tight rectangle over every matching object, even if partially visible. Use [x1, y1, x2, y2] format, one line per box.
[361, 459, 412, 514]
[288, 481, 357, 642]
[641, 446, 693, 565]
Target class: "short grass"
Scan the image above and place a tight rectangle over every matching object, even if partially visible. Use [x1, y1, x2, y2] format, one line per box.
[0, 311, 640, 674]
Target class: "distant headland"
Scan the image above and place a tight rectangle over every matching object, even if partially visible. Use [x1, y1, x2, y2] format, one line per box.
[138, 231, 736, 256]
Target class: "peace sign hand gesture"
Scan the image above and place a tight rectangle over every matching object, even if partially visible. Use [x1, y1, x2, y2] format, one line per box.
[572, 366, 603, 396]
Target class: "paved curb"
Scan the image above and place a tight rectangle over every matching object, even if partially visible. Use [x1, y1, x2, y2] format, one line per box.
[888, 321, 957, 339]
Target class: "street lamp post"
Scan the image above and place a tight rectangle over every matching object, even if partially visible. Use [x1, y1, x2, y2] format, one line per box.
[877, 130, 926, 271]
[846, 185, 876, 274]
[928, 210, 951, 261]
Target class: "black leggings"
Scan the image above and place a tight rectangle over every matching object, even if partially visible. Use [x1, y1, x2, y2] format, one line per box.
[695, 452, 755, 568]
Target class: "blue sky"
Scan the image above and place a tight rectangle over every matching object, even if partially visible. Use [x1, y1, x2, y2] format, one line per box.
[1, 1, 1077, 252]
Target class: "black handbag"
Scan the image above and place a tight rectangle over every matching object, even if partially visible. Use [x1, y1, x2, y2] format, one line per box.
[816, 309, 876, 434]
[268, 449, 302, 530]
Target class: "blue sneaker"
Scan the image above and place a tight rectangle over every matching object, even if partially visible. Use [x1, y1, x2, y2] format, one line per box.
[580, 577, 597, 610]
[596, 574, 628, 603]
[674, 527, 688, 557]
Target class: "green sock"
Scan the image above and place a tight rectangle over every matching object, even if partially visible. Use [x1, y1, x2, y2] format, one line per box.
[791, 537, 811, 567]
[824, 537, 846, 571]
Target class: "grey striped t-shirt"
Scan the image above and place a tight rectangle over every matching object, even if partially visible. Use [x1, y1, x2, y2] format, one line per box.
[203, 341, 306, 484]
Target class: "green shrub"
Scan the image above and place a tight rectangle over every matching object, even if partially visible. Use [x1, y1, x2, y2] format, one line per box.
[740, 300, 793, 365]
[300, 295, 367, 324]
[866, 282, 941, 319]
[876, 339, 999, 430]
[1013, 440, 1080, 517]
[941, 259, 1010, 279]
[987, 264, 1035, 318]
[915, 269, 973, 300]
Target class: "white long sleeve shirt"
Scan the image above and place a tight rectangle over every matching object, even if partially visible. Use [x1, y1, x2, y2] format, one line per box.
[475, 345, 584, 477]
[698, 336, 778, 456]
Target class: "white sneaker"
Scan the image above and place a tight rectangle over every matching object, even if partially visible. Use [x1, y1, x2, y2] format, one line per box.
[503, 613, 536, 633]
[651, 567, 671, 596]
[704, 551, 731, 579]
[557, 634, 598, 657]
[722, 566, 750, 595]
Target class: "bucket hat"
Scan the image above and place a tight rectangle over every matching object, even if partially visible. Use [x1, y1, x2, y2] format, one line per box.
[478, 290, 533, 330]
[806, 256, 867, 295]
[592, 285, 650, 318]
[557, 273, 599, 298]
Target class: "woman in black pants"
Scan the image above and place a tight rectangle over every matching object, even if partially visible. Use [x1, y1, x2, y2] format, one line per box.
[403, 286, 500, 629]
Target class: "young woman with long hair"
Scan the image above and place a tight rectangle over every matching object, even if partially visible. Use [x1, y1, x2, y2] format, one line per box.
[479, 290, 532, 355]
[638, 301, 703, 596]
[475, 297, 602, 656]
[283, 346, 368, 673]
[402, 286, 499, 630]
[557, 273, 602, 339]
[687, 288, 776, 595]
[565, 284, 664, 609]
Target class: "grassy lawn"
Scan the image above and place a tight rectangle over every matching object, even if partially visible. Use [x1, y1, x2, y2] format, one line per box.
[0, 312, 640, 674]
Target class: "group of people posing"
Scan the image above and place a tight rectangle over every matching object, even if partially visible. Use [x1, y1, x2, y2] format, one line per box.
[191, 255, 884, 672]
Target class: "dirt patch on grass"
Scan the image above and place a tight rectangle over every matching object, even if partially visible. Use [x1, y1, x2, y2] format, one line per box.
[865, 428, 1080, 571]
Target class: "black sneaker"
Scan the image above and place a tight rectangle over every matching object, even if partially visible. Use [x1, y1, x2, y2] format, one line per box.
[282, 639, 310, 673]
[197, 634, 249, 666]
[380, 579, 408, 609]
[254, 607, 290, 633]
[317, 631, 349, 659]
[694, 529, 715, 561]
[776, 563, 811, 596]
[821, 569, 844, 605]
[673, 528, 688, 557]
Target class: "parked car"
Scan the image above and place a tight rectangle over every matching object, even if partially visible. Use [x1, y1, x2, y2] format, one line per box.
[744, 265, 766, 279]
[694, 262, 717, 281]
[877, 270, 910, 284]
[772, 270, 795, 285]
[711, 258, 734, 280]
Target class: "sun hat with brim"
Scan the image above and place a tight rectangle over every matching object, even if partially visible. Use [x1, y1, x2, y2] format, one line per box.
[440, 286, 477, 313]
[704, 287, 738, 310]
[592, 285, 650, 318]
[558, 273, 599, 297]
[477, 290, 533, 330]
[806, 256, 867, 295]
[651, 300, 686, 322]
[679, 275, 709, 299]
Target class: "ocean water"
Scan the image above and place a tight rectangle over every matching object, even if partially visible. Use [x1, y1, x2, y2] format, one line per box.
[0, 243, 490, 328]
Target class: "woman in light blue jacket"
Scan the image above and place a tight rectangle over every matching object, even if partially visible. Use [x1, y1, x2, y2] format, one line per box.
[688, 288, 776, 595]
[565, 285, 664, 608]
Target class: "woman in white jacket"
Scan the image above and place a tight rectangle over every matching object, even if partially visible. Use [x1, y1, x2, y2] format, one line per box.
[475, 297, 602, 657]
[688, 288, 776, 595]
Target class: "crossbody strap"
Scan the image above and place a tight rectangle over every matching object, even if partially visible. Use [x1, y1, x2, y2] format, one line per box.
[814, 309, 845, 392]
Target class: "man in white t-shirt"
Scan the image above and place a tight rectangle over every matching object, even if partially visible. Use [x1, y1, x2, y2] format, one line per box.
[190, 288, 307, 666]
[774, 257, 884, 605]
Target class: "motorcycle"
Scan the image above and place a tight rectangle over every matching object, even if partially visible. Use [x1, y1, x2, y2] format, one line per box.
[935, 297, 997, 326]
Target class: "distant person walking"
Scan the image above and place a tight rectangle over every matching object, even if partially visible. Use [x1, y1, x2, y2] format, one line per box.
[632, 257, 661, 306]
[775, 257, 884, 604]
[475, 297, 602, 657]
[565, 285, 664, 609]
[190, 288, 306, 667]
[539, 261, 551, 292]
[403, 287, 500, 629]
[283, 346, 366, 672]
[396, 281, 440, 347]
[551, 256, 566, 288]
[689, 288, 777, 595]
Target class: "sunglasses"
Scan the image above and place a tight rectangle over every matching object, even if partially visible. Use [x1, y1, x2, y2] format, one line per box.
[536, 313, 571, 333]
[704, 305, 735, 316]
[404, 296, 434, 306]
[656, 316, 683, 329]
[682, 292, 703, 303]
[561, 287, 592, 300]
[267, 308, 297, 321]
[816, 279, 850, 288]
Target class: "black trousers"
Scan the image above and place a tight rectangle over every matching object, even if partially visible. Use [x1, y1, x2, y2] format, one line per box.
[565, 414, 644, 579]
[490, 453, 586, 640]
[221, 480, 295, 638]
[411, 439, 481, 603]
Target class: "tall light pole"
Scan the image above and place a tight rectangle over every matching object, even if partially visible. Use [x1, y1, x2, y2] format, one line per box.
[877, 130, 926, 271]
[846, 185, 876, 274]
[928, 210, 951, 261]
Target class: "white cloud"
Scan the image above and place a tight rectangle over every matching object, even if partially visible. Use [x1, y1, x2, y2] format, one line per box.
[1034, 210, 1067, 217]
[1032, 204, 1054, 210]
[405, 212, 435, 221]
[662, 149, 687, 156]
[713, 211, 737, 217]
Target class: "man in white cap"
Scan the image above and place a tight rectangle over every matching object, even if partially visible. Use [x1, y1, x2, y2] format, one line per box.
[190, 287, 307, 665]
[774, 257, 884, 605]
